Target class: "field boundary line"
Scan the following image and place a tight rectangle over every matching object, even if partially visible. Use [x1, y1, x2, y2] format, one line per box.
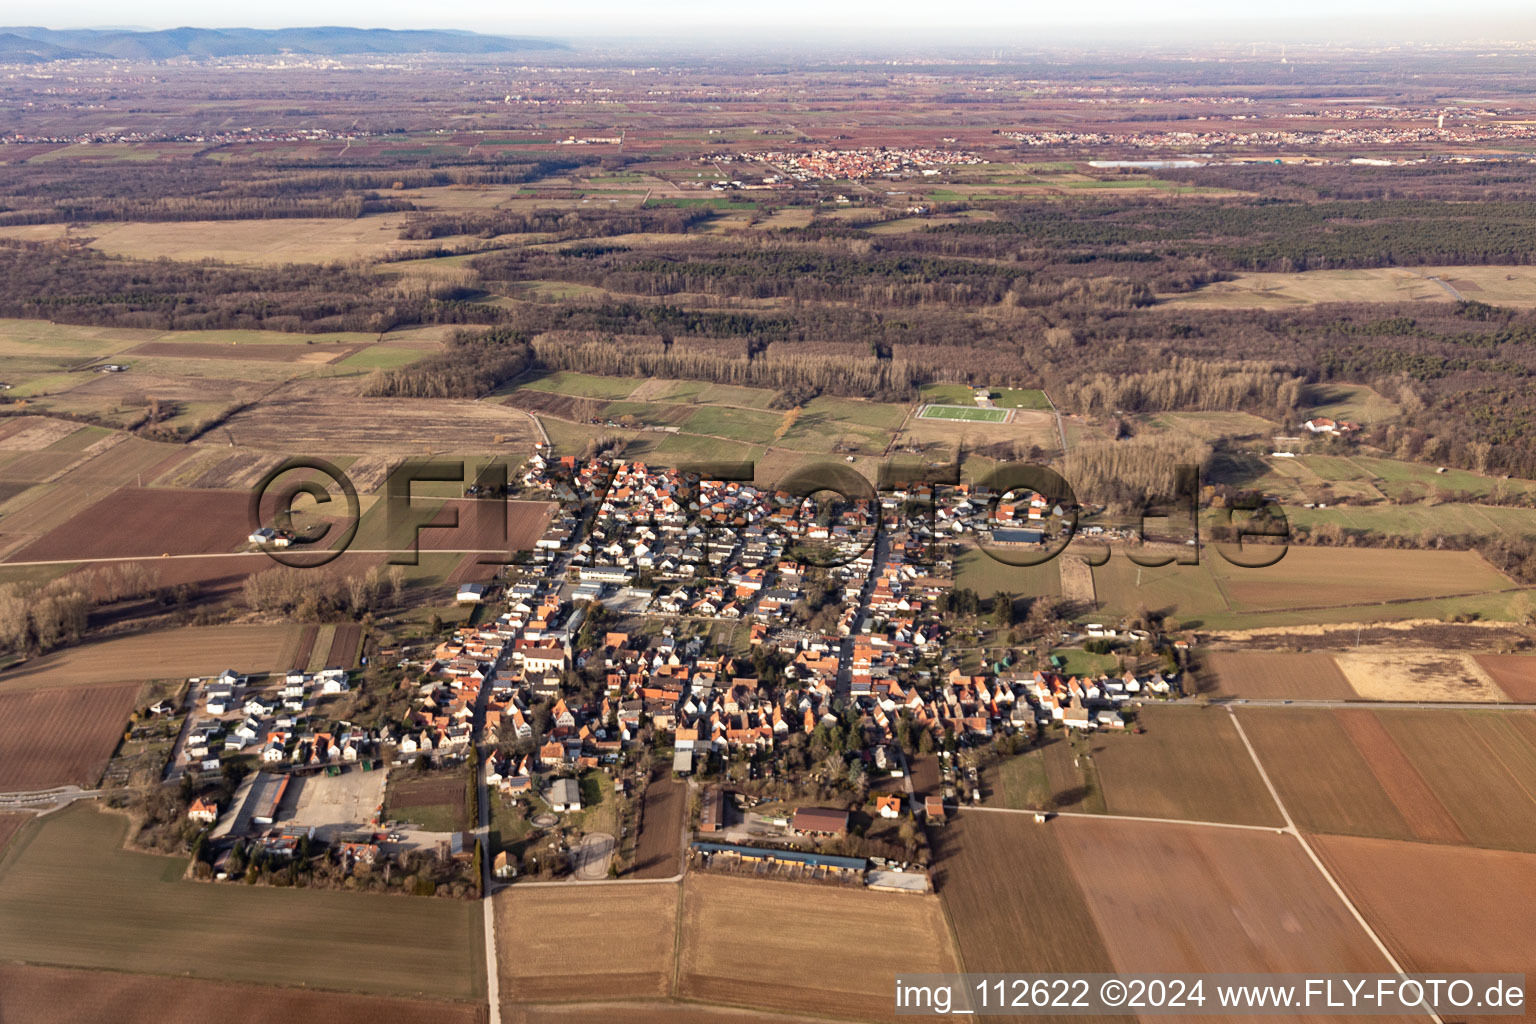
[1225, 708, 1442, 1024]
[965, 805, 1283, 833]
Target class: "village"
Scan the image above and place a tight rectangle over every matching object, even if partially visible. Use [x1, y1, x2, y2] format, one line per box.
[171, 451, 1182, 896]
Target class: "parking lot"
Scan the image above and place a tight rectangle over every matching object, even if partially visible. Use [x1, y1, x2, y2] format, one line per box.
[281, 768, 388, 840]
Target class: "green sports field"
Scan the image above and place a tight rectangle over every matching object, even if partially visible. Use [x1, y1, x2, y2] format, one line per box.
[919, 404, 1009, 423]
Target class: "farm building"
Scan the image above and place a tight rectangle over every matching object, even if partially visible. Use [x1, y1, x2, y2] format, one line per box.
[700, 787, 727, 833]
[691, 841, 866, 877]
[547, 777, 582, 813]
[456, 583, 488, 604]
[243, 773, 290, 827]
[792, 807, 849, 836]
[990, 528, 1044, 545]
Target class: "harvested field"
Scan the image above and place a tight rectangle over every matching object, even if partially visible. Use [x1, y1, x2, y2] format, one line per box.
[447, 553, 499, 585]
[129, 341, 364, 363]
[1375, 710, 1536, 852]
[58, 215, 435, 264]
[327, 623, 362, 669]
[629, 765, 684, 879]
[1331, 710, 1468, 845]
[0, 814, 28, 854]
[495, 884, 679, 1006]
[181, 450, 288, 491]
[0, 803, 481, 1000]
[291, 625, 319, 672]
[503, 388, 591, 421]
[1088, 706, 1283, 826]
[1333, 650, 1509, 703]
[222, 379, 542, 455]
[0, 965, 487, 1024]
[0, 418, 82, 452]
[0, 623, 301, 691]
[505, 1003, 812, 1024]
[1213, 547, 1513, 615]
[58, 435, 194, 488]
[0, 450, 85, 483]
[1472, 654, 1536, 702]
[0, 682, 139, 790]
[1235, 708, 1416, 842]
[1313, 836, 1536, 982]
[1200, 650, 1356, 700]
[933, 812, 1130, 1024]
[1058, 553, 1095, 606]
[7, 487, 248, 561]
[678, 873, 960, 1023]
[419, 499, 554, 553]
[1054, 818, 1394, 978]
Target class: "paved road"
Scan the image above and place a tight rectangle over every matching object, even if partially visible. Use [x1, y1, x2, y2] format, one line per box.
[1209, 697, 1536, 712]
[472, 640, 503, 1024]
[966, 805, 1288, 835]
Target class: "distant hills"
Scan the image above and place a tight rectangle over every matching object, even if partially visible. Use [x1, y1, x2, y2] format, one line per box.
[0, 26, 567, 62]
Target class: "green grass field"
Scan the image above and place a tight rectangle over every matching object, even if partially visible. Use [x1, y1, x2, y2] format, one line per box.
[0, 804, 482, 1000]
[518, 371, 640, 400]
[955, 546, 1062, 599]
[921, 404, 1008, 423]
[1087, 544, 1525, 629]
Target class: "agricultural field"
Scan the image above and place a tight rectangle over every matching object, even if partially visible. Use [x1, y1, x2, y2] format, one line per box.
[1084, 705, 1283, 826]
[1090, 546, 1521, 629]
[221, 379, 543, 456]
[1473, 654, 1536, 701]
[0, 624, 303, 691]
[629, 766, 685, 879]
[510, 371, 908, 458]
[1054, 818, 1394, 976]
[1332, 649, 1510, 702]
[932, 812, 1132, 1024]
[1238, 707, 1536, 851]
[0, 965, 486, 1024]
[501, 1003, 813, 1024]
[985, 708, 1279, 825]
[1236, 708, 1421, 842]
[1200, 650, 1357, 700]
[494, 883, 679, 1006]
[6, 487, 249, 562]
[1164, 265, 1536, 309]
[1313, 837, 1536, 982]
[0, 681, 140, 790]
[0, 813, 27, 854]
[1372, 710, 1536, 851]
[0, 803, 482, 1000]
[0, 216, 457, 265]
[677, 873, 960, 1023]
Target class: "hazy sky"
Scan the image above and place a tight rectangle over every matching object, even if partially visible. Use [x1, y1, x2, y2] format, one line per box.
[26, 0, 1536, 41]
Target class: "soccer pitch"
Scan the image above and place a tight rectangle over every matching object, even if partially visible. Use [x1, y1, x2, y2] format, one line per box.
[918, 404, 1010, 422]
